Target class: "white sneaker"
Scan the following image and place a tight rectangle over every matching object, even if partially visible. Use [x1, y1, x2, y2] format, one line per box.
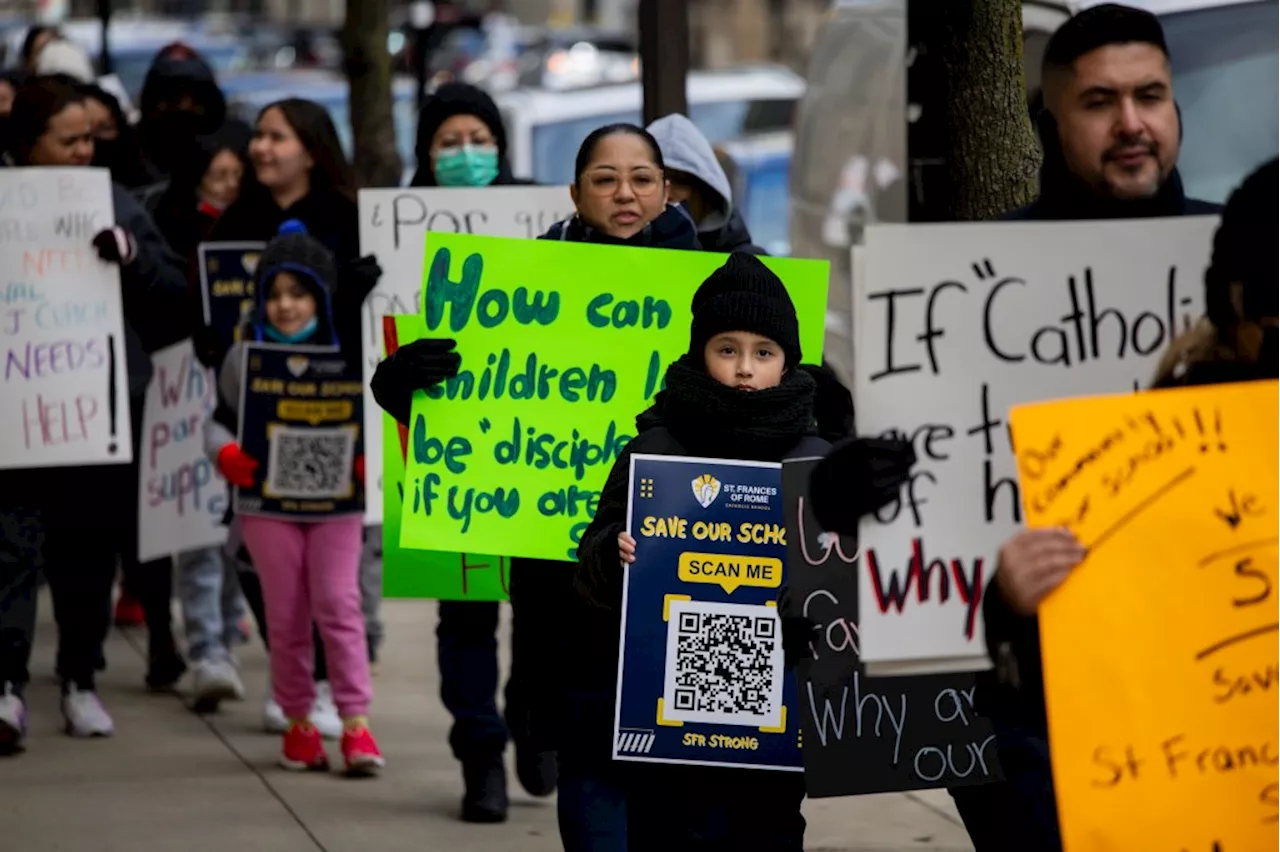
[62, 686, 114, 737]
[310, 681, 342, 741]
[0, 683, 26, 753]
[263, 696, 289, 734]
[191, 659, 245, 713]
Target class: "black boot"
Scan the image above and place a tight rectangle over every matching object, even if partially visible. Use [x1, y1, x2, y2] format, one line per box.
[145, 637, 186, 692]
[507, 704, 557, 797]
[460, 759, 509, 823]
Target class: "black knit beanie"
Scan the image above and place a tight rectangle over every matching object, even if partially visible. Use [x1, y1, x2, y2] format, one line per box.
[689, 252, 802, 367]
[257, 219, 338, 299]
[414, 82, 507, 166]
[1205, 158, 1278, 327]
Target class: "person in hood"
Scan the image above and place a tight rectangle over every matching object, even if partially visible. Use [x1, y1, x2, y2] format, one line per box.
[646, 112, 765, 254]
[80, 82, 152, 190]
[410, 82, 528, 188]
[559, 253, 822, 849]
[984, 8, 1229, 845]
[1006, 3, 1220, 221]
[542, 122, 700, 249]
[204, 220, 383, 777]
[0, 78, 188, 751]
[375, 82, 554, 825]
[137, 42, 228, 181]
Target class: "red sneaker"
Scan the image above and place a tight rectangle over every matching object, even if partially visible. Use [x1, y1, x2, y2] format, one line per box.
[341, 725, 385, 777]
[113, 594, 144, 627]
[280, 722, 329, 772]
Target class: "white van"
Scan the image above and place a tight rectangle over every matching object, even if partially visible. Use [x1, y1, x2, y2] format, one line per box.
[793, 0, 1279, 385]
[494, 66, 806, 185]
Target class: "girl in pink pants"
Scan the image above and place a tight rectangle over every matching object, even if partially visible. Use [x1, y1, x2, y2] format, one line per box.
[206, 219, 381, 776]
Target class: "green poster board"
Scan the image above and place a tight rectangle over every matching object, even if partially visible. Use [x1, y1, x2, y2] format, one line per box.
[381, 314, 510, 600]
[400, 233, 828, 562]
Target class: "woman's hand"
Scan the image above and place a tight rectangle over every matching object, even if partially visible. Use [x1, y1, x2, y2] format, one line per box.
[995, 527, 1087, 616]
[618, 531, 637, 568]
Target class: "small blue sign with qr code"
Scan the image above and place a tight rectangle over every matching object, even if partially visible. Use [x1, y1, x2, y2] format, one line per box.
[236, 343, 364, 520]
[614, 454, 802, 771]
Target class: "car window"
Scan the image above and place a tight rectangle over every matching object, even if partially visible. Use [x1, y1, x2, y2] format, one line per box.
[740, 161, 791, 256]
[1160, 1, 1278, 203]
[529, 97, 796, 185]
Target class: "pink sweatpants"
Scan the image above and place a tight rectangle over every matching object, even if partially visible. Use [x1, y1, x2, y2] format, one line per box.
[239, 515, 371, 720]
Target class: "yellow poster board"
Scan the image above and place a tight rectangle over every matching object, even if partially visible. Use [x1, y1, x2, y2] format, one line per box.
[1010, 379, 1279, 852]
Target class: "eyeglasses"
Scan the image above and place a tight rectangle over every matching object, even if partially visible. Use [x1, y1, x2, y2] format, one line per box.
[580, 168, 664, 197]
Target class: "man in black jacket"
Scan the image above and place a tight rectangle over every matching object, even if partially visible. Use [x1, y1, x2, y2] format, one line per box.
[983, 6, 1223, 849]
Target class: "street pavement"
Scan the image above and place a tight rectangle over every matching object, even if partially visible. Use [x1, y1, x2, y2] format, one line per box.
[1, 593, 975, 852]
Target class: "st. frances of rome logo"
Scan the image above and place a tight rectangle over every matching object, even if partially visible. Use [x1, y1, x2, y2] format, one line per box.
[691, 474, 721, 509]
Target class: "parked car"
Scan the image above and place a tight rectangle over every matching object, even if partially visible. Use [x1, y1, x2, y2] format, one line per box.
[494, 65, 805, 185]
[226, 72, 420, 185]
[717, 131, 794, 256]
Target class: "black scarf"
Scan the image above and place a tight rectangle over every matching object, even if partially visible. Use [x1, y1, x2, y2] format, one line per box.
[643, 355, 818, 462]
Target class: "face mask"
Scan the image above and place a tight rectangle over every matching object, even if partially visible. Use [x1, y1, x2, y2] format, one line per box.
[264, 315, 318, 343]
[434, 145, 500, 187]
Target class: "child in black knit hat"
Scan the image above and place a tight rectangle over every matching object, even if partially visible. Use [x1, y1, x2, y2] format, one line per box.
[561, 252, 823, 849]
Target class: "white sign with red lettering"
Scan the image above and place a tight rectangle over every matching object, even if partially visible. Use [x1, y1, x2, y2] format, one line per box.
[0, 168, 132, 469]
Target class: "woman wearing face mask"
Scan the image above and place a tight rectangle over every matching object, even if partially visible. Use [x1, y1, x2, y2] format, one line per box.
[0, 79, 188, 751]
[409, 82, 529, 189]
[77, 83, 153, 191]
[209, 98, 383, 740]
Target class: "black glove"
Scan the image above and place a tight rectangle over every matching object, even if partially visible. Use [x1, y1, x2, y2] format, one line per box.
[799, 362, 855, 443]
[192, 323, 226, 369]
[781, 615, 820, 669]
[93, 227, 138, 266]
[341, 254, 384, 303]
[370, 338, 461, 426]
[809, 436, 916, 536]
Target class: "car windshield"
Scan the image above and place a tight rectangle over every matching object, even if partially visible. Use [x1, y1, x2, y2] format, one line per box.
[1161, 1, 1278, 203]
[532, 99, 787, 185]
[741, 161, 791, 256]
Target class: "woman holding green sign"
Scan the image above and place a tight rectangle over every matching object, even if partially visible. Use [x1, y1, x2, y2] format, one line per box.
[371, 121, 703, 826]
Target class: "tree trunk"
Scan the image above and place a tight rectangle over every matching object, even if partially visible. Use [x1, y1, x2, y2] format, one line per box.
[342, 0, 403, 189]
[915, 0, 1042, 221]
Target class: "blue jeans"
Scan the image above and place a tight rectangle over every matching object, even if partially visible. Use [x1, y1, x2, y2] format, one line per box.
[177, 546, 246, 663]
[992, 721, 1063, 851]
[555, 689, 806, 852]
[437, 600, 510, 762]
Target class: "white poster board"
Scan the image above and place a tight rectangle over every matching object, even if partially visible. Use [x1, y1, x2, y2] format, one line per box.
[137, 340, 228, 561]
[357, 186, 573, 524]
[0, 168, 132, 469]
[853, 217, 1217, 674]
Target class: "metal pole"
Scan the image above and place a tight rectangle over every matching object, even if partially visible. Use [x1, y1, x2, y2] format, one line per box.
[97, 0, 112, 75]
[638, 0, 688, 126]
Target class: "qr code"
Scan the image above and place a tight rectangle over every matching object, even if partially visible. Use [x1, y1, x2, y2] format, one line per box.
[265, 425, 356, 498]
[661, 599, 784, 728]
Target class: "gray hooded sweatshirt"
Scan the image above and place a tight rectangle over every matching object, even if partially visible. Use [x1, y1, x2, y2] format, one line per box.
[646, 113, 735, 233]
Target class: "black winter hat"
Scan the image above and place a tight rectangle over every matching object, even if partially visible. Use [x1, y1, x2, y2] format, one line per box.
[689, 252, 801, 367]
[1205, 158, 1278, 327]
[257, 220, 338, 299]
[414, 82, 507, 166]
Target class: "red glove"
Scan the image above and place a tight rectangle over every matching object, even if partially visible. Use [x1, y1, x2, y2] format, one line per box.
[217, 442, 259, 488]
[354, 454, 365, 486]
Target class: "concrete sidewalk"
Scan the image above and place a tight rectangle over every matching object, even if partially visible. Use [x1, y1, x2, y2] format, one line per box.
[1, 595, 975, 852]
